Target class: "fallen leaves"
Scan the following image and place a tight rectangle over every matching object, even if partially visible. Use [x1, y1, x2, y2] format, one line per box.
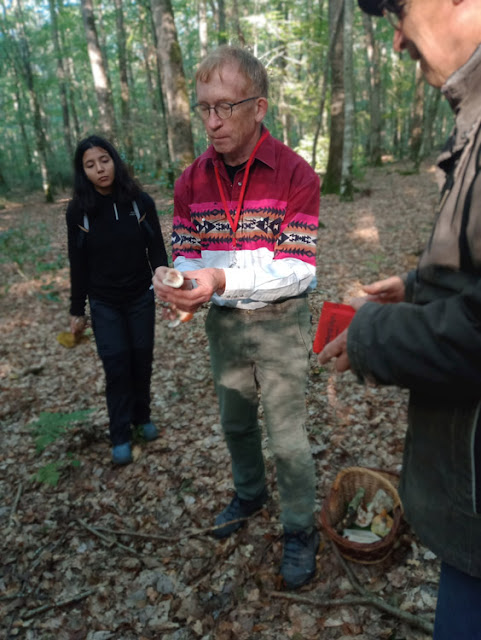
[0, 164, 441, 639]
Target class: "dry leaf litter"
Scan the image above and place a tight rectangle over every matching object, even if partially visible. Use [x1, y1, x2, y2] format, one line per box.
[1, 161, 441, 639]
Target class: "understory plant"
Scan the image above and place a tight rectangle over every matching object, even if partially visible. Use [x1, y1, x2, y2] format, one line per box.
[30, 410, 92, 486]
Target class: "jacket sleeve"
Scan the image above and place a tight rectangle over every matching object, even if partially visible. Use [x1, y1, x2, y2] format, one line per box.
[347, 280, 481, 396]
[66, 201, 88, 317]
[140, 192, 169, 270]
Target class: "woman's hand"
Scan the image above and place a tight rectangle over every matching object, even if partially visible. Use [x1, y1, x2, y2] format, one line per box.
[70, 315, 87, 335]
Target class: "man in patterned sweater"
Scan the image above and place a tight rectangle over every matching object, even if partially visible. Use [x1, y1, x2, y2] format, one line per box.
[153, 45, 320, 589]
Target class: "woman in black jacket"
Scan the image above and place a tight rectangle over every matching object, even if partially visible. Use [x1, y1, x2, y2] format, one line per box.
[66, 135, 168, 465]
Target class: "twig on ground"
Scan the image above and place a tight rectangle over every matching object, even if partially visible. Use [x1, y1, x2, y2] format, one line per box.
[9, 482, 23, 525]
[22, 587, 98, 620]
[331, 542, 434, 635]
[77, 518, 142, 556]
[14, 264, 28, 280]
[271, 543, 434, 636]
[270, 591, 376, 608]
[93, 512, 272, 542]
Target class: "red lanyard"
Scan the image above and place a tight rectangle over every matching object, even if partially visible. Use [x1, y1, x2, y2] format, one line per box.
[214, 130, 269, 248]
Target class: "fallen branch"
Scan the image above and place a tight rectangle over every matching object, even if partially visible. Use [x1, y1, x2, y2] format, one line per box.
[271, 543, 434, 635]
[93, 524, 179, 542]
[9, 482, 23, 525]
[270, 591, 376, 608]
[93, 511, 271, 542]
[331, 543, 434, 635]
[22, 587, 98, 619]
[77, 518, 142, 556]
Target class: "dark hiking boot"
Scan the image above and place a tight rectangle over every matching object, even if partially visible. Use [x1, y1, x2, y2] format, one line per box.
[281, 528, 320, 589]
[213, 487, 268, 539]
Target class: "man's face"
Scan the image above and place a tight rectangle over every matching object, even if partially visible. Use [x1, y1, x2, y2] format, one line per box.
[392, 0, 472, 87]
[195, 62, 267, 165]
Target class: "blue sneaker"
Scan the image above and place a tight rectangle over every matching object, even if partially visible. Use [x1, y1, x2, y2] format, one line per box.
[281, 528, 320, 589]
[141, 422, 159, 441]
[213, 487, 268, 538]
[112, 442, 132, 465]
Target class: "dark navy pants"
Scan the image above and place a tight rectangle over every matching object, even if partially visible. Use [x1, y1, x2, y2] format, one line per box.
[434, 562, 481, 639]
[89, 288, 155, 446]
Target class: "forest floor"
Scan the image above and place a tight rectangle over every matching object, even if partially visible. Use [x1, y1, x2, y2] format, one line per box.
[1, 159, 442, 640]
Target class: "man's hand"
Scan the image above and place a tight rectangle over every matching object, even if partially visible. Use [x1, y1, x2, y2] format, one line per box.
[360, 276, 405, 304]
[317, 297, 367, 372]
[153, 266, 226, 313]
[317, 277, 403, 372]
[318, 328, 350, 371]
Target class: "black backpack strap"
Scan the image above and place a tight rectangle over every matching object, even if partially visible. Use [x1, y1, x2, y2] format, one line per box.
[133, 199, 154, 238]
[76, 213, 89, 248]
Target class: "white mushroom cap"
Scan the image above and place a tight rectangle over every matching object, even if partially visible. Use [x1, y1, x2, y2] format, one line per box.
[162, 269, 184, 288]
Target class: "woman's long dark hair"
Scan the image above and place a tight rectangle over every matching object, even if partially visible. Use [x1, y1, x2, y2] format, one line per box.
[71, 135, 141, 215]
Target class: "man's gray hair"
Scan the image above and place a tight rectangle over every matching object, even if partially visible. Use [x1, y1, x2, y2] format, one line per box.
[196, 45, 269, 98]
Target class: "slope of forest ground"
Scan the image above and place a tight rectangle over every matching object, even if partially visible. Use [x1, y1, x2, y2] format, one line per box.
[1, 161, 441, 640]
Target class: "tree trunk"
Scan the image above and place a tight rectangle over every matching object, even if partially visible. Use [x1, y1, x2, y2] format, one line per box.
[143, 0, 175, 181]
[48, 0, 73, 160]
[64, 54, 82, 142]
[361, 12, 382, 166]
[80, 0, 116, 140]
[323, 0, 344, 195]
[311, 0, 343, 169]
[198, 0, 208, 59]
[150, 0, 195, 173]
[13, 0, 54, 201]
[217, 0, 227, 45]
[113, 0, 133, 163]
[420, 87, 441, 160]
[0, 160, 6, 190]
[275, 2, 291, 147]
[340, 0, 354, 201]
[139, 0, 171, 177]
[58, 0, 81, 143]
[232, 0, 245, 46]
[410, 62, 424, 169]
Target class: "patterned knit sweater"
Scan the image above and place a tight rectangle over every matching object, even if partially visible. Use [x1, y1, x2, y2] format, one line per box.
[172, 129, 320, 309]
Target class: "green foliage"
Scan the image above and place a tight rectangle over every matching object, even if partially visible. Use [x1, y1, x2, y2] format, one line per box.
[30, 410, 92, 453]
[0, 0, 455, 195]
[30, 410, 91, 486]
[33, 461, 62, 487]
[37, 285, 62, 303]
[157, 205, 174, 217]
[364, 252, 386, 274]
[0, 221, 66, 276]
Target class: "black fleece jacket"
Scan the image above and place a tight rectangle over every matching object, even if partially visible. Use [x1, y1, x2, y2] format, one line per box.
[66, 190, 168, 316]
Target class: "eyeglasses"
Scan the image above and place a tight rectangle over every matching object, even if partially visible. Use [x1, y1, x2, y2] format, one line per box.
[192, 97, 260, 121]
[380, 0, 408, 29]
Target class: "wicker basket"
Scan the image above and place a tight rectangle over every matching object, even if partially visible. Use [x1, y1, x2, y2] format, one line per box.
[320, 466, 403, 564]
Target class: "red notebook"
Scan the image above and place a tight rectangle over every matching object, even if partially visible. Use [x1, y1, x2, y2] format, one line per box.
[313, 302, 356, 354]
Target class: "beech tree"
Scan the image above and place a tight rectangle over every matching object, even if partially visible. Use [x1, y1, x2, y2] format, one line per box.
[340, 0, 354, 201]
[12, 0, 54, 201]
[80, 0, 116, 140]
[323, 0, 345, 194]
[150, 0, 195, 173]
[0, 0, 455, 196]
[362, 11, 382, 166]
